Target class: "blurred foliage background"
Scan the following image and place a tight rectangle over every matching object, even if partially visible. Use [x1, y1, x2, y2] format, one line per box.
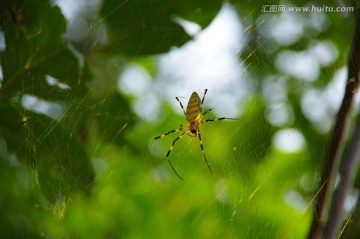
[0, 0, 359, 238]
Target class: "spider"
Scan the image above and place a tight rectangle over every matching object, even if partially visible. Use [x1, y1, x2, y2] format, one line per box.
[152, 89, 237, 180]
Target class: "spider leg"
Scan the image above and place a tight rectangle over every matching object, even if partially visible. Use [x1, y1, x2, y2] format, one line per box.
[166, 131, 189, 180]
[168, 160, 183, 180]
[186, 132, 196, 137]
[202, 108, 214, 116]
[201, 89, 208, 105]
[152, 125, 185, 144]
[203, 117, 238, 123]
[176, 97, 186, 116]
[197, 131, 213, 174]
[200, 89, 208, 111]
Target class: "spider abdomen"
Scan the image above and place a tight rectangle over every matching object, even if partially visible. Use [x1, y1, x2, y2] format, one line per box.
[186, 92, 201, 122]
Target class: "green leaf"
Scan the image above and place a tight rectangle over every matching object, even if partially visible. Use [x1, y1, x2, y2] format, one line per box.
[0, 0, 88, 101]
[0, 100, 94, 199]
[100, 0, 222, 55]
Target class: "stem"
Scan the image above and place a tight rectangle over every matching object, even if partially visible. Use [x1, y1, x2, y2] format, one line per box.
[323, 114, 360, 239]
[307, 7, 360, 239]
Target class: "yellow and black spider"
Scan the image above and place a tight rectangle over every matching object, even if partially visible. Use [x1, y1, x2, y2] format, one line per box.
[153, 89, 237, 180]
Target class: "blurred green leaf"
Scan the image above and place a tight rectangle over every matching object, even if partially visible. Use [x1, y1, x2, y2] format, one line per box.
[0, 0, 88, 101]
[100, 0, 222, 55]
[0, 101, 94, 198]
[0, 0, 94, 203]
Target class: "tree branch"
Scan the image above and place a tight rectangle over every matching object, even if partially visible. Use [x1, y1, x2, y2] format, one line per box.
[307, 6, 360, 239]
[323, 114, 360, 239]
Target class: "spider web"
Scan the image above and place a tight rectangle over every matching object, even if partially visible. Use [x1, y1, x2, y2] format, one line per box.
[0, 0, 357, 238]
